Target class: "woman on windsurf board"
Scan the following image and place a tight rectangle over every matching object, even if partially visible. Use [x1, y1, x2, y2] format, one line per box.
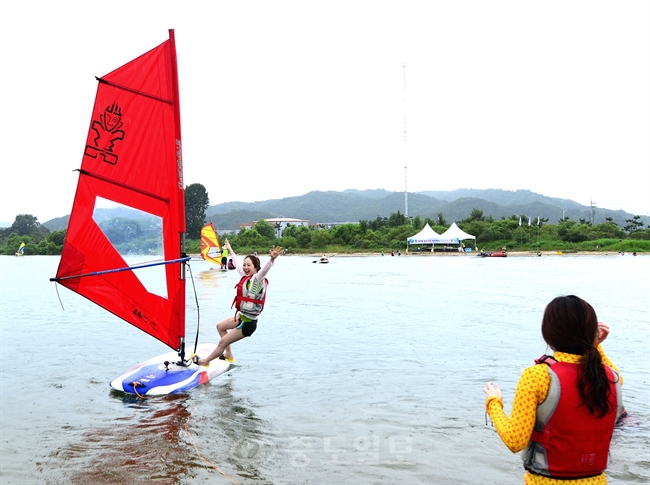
[483, 295, 623, 484]
[195, 239, 282, 365]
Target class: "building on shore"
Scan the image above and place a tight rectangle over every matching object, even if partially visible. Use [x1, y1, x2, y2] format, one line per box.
[238, 216, 311, 238]
[238, 216, 354, 237]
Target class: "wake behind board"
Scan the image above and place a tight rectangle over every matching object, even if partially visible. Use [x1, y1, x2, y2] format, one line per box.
[110, 343, 231, 396]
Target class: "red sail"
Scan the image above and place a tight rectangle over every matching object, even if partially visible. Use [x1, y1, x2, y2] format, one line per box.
[55, 30, 186, 351]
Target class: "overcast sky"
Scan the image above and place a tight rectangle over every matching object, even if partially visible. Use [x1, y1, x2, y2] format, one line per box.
[1, 0, 648, 225]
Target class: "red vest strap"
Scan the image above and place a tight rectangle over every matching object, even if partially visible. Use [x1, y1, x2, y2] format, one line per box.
[231, 276, 268, 313]
[535, 354, 558, 366]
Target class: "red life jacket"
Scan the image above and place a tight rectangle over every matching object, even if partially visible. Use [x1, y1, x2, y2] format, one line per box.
[231, 275, 268, 319]
[522, 354, 622, 479]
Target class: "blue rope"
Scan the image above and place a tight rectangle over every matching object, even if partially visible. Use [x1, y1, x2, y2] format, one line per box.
[50, 256, 191, 282]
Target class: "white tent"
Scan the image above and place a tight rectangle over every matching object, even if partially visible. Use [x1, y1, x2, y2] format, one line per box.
[440, 222, 476, 248]
[407, 223, 459, 250]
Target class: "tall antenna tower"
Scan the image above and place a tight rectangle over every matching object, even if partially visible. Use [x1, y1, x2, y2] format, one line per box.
[404, 166, 408, 217]
[590, 198, 597, 225]
[403, 63, 408, 218]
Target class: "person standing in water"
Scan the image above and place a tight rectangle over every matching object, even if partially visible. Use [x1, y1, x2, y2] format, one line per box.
[483, 295, 623, 484]
[220, 245, 229, 270]
[196, 239, 282, 365]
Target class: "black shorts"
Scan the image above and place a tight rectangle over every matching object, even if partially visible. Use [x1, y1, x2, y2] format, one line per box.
[236, 318, 257, 337]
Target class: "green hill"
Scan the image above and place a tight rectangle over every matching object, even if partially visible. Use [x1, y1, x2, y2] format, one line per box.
[43, 188, 644, 232]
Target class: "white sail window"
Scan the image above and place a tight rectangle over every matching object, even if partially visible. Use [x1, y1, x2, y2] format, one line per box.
[92, 197, 167, 299]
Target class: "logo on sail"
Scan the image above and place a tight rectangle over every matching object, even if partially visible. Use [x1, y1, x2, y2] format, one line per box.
[84, 102, 125, 165]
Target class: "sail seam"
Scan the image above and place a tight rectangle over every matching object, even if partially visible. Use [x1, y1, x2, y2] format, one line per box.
[96, 77, 174, 105]
[78, 169, 170, 203]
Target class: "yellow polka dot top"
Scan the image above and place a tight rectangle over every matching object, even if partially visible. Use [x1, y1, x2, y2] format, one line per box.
[485, 346, 620, 485]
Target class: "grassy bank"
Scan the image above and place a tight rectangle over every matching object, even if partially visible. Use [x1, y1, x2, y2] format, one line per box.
[186, 238, 650, 256]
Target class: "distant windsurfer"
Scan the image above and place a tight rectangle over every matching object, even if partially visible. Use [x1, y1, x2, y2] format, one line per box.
[220, 246, 229, 270]
[196, 239, 282, 365]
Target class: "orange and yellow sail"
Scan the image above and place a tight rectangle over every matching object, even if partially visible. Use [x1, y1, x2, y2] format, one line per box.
[200, 223, 223, 266]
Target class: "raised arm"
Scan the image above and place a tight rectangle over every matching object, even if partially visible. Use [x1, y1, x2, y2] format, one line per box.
[224, 239, 243, 276]
[485, 366, 550, 453]
[252, 246, 282, 286]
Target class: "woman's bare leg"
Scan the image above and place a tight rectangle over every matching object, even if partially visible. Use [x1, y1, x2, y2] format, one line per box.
[217, 316, 238, 360]
[199, 327, 245, 364]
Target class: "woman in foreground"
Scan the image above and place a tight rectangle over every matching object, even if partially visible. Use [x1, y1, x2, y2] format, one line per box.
[483, 295, 623, 484]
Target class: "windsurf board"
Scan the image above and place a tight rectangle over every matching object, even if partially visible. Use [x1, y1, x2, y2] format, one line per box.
[110, 343, 231, 395]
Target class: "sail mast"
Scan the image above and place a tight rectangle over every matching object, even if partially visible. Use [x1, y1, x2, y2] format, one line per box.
[168, 29, 185, 237]
[168, 29, 187, 358]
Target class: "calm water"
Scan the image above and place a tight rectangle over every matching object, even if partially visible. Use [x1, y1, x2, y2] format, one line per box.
[1, 254, 648, 484]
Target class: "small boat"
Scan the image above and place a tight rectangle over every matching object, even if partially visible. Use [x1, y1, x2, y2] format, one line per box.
[477, 251, 507, 258]
[313, 256, 329, 264]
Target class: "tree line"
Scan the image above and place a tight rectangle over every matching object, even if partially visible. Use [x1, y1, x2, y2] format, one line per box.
[204, 209, 649, 256]
[2, 184, 648, 256]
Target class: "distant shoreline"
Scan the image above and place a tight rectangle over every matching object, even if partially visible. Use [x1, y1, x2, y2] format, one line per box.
[307, 251, 639, 257]
[204, 250, 642, 258]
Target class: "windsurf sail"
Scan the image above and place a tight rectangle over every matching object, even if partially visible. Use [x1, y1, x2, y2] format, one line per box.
[200, 223, 223, 266]
[17, 242, 25, 255]
[52, 30, 187, 352]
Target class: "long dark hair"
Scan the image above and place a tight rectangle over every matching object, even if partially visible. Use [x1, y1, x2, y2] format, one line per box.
[541, 295, 613, 418]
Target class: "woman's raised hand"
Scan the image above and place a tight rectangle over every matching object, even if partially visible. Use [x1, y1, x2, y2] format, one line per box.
[269, 246, 283, 260]
[596, 321, 610, 345]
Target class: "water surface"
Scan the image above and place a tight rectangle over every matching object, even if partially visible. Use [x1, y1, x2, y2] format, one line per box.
[1, 254, 648, 484]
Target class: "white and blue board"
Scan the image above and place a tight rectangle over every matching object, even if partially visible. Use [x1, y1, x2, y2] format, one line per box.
[110, 343, 231, 395]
